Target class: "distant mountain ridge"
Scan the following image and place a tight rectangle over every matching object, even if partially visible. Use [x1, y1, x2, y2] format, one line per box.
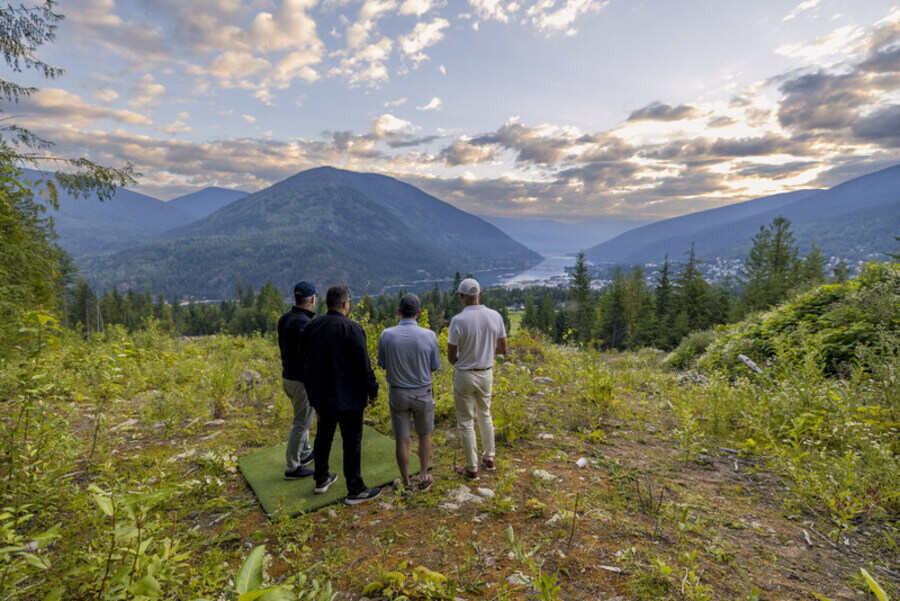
[483, 216, 647, 256]
[586, 164, 900, 264]
[167, 187, 248, 221]
[80, 167, 541, 298]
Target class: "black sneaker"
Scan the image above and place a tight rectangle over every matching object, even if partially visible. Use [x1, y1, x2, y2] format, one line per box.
[314, 472, 338, 494]
[300, 450, 314, 466]
[283, 465, 314, 480]
[344, 486, 382, 505]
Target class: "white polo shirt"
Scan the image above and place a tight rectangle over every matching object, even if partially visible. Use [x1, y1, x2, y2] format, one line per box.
[448, 305, 507, 370]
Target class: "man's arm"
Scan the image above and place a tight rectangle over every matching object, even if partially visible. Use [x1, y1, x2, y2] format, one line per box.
[448, 344, 458, 365]
[495, 337, 508, 356]
[350, 323, 379, 402]
[377, 332, 386, 370]
[430, 333, 441, 372]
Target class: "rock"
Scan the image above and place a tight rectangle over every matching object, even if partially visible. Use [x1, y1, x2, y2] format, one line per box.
[110, 418, 139, 432]
[532, 469, 557, 481]
[439, 502, 460, 512]
[507, 572, 530, 586]
[204, 419, 225, 426]
[327, 509, 338, 519]
[738, 354, 763, 374]
[167, 448, 197, 463]
[475, 487, 495, 499]
[537, 432, 555, 440]
[238, 369, 262, 388]
[678, 371, 709, 385]
[533, 376, 553, 385]
[447, 485, 484, 505]
[576, 457, 589, 468]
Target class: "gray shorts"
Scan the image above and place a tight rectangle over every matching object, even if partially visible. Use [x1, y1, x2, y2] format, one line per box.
[389, 385, 435, 439]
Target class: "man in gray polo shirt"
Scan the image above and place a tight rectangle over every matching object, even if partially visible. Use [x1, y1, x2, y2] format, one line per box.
[447, 278, 507, 480]
[378, 294, 441, 490]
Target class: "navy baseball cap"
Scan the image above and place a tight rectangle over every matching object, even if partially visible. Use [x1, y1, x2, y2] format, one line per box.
[293, 281, 317, 297]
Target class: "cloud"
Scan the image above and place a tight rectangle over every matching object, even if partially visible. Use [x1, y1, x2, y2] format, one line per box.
[398, 0, 435, 17]
[467, 0, 510, 23]
[346, 0, 398, 50]
[417, 97, 443, 111]
[385, 97, 408, 107]
[18, 88, 152, 127]
[439, 138, 498, 165]
[399, 18, 450, 62]
[775, 24, 867, 62]
[330, 36, 394, 86]
[526, 0, 606, 35]
[470, 120, 581, 165]
[783, 0, 821, 22]
[373, 113, 420, 138]
[128, 74, 166, 110]
[242, 114, 257, 123]
[162, 120, 192, 134]
[93, 88, 119, 103]
[627, 102, 700, 122]
[851, 105, 900, 146]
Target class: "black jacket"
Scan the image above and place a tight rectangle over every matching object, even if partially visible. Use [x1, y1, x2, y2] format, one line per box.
[301, 311, 378, 412]
[277, 307, 315, 381]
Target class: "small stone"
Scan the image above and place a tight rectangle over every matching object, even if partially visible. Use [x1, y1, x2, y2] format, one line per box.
[475, 487, 495, 498]
[537, 432, 555, 440]
[205, 419, 225, 426]
[439, 502, 460, 512]
[532, 469, 557, 481]
[327, 509, 338, 519]
[507, 572, 530, 586]
[110, 418, 139, 432]
[576, 457, 589, 468]
[484, 556, 496, 567]
[167, 448, 197, 463]
[533, 376, 553, 385]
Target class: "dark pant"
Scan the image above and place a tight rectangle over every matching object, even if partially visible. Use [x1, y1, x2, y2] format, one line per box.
[313, 408, 366, 494]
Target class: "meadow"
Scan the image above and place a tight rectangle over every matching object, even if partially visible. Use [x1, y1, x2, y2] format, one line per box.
[2, 282, 897, 600]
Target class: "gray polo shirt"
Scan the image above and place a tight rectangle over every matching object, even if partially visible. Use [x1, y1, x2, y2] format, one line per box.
[378, 319, 441, 389]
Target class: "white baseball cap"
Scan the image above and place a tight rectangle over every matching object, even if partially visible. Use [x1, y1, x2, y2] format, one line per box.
[457, 278, 481, 296]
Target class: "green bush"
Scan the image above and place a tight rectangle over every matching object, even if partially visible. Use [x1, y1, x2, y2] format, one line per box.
[662, 328, 716, 370]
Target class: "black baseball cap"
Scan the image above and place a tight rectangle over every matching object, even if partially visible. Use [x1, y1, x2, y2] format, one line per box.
[293, 281, 317, 297]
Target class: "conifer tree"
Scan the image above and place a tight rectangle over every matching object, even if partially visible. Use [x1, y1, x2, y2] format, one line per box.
[539, 293, 555, 335]
[522, 294, 537, 330]
[801, 242, 827, 286]
[570, 252, 594, 343]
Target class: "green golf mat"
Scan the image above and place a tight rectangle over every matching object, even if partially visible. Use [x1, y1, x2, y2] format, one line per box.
[239, 426, 418, 517]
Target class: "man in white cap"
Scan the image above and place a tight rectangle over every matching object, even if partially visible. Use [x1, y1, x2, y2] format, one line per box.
[447, 278, 508, 480]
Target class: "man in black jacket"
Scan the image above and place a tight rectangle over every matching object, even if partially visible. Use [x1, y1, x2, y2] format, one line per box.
[302, 285, 382, 504]
[277, 281, 318, 480]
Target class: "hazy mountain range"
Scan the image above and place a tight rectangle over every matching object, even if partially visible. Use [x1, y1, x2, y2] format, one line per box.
[586, 164, 900, 265]
[27, 163, 899, 298]
[75, 167, 540, 298]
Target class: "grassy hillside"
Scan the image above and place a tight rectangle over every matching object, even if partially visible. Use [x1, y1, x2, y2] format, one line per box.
[3, 294, 896, 600]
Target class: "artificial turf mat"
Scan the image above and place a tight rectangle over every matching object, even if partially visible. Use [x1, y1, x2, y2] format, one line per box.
[239, 425, 418, 516]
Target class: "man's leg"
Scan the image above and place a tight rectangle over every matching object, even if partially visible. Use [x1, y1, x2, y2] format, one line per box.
[417, 433, 432, 482]
[396, 436, 411, 486]
[474, 370, 496, 462]
[453, 370, 479, 472]
[284, 379, 314, 471]
[313, 408, 338, 485]
[338, 410, 366, 495]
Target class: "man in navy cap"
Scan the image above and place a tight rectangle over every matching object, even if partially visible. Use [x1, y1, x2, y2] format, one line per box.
[276, 280, 318, 479]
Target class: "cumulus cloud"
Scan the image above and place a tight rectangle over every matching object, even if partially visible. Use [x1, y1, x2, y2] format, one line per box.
[467, 0, 510, 23]
[398, 0, 435, 17]
[373, 113, 420, 138]
[18, 88, 152, 127]
[627, 102, 700, 122]
[93, 88, 119, 103]
[162, 120, 192, 134]
[783, 0, 821, 22]
[417, 97, 443, 111]
[128, 74, 166, 110]
[439, 138, 498, 165]
[385, 97, 408, 107]
[242, 114, 257, 123]
[399, 18, 450, 62]
[526, 0, 606, 35]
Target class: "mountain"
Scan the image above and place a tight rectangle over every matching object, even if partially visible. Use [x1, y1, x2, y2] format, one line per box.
[167, 187, 248, 221]
[586, 164, 900, 264]
[23, 169, 193, 257]
[79, 167, 541, 298]
[483, 216, 647, 256]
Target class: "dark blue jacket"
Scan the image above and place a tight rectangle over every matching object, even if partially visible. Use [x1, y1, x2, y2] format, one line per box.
[277, 307, 315, 381]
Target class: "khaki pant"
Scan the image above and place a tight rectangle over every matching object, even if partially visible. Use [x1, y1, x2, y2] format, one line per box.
[283, 378, 314, 472]
[453, 368, 495, 472]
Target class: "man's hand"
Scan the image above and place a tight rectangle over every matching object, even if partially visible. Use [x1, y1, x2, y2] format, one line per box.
[448, 343, 458, 365]
[495, 337, 508, 356]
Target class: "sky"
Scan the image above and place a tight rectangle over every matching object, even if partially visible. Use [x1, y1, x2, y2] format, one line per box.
[12, 0, 900, 220]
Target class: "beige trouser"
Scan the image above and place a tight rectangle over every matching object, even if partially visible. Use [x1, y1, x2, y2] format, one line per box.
[453, 368, 495, 471]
